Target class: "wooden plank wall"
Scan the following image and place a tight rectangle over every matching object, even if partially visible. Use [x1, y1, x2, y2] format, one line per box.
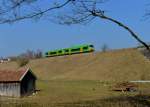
[0, 83, 20, 97]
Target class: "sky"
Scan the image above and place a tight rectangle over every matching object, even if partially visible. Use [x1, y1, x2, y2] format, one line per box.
[0, 0, 150, 57]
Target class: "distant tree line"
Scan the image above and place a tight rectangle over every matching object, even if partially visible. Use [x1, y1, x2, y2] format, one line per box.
[9, 49, 43, 67]
[18, 49, 43, 59]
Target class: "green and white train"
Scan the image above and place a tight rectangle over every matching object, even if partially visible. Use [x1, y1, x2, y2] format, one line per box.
[45, 44, 94, 57]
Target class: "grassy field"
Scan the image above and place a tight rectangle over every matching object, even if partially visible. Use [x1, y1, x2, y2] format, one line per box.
[1, 48, 150, 107]
[1, 80, 148, 107]
[0, 80, 150, 107]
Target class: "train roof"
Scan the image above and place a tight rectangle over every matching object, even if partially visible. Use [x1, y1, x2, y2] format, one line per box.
[70, 44, 93, 48]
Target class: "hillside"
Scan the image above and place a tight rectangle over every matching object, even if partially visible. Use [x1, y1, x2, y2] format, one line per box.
[0, 48, 150, 81]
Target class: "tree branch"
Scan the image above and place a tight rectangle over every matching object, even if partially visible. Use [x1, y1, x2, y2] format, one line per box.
[92, 12, 150, 52]
[0, 0, 72, 24]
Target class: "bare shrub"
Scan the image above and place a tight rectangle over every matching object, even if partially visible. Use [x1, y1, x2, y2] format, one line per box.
[34, 49, 43, 59]
[16, 57, 29, 67]
[101, 44, 109, 52]
[21, 49, 43, 59]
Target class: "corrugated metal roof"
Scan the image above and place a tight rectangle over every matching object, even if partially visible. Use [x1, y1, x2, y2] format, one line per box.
[0, 68, 32, 82]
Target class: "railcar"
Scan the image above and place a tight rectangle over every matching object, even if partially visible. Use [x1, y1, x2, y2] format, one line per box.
[45, 44, 94, 57]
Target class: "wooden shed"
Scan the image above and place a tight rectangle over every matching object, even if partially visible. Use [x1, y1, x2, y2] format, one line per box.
[0, 68, 36, 97]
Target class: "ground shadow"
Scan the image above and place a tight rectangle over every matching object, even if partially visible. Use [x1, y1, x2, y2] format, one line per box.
[56, 95, 150, 107]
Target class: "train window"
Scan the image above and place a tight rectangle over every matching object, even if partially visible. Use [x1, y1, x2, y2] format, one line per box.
[71, 48, 80, 52]
[83, 47, 88, 50]
[50, 52, 57, 55]
[64, 49, 69, 52]
[58, 50, 62, 53]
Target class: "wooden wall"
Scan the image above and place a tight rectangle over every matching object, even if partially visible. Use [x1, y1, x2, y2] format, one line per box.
[0, 82, 20, 97]
[0, 70, 36, 97]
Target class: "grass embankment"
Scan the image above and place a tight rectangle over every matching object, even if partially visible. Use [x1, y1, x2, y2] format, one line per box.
[1, 48, 150, 107]
[1, 48, 150, 81]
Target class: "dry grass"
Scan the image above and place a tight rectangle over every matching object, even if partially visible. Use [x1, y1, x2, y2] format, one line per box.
[0, 48, 150, 106]
[1, 48, 150, 81]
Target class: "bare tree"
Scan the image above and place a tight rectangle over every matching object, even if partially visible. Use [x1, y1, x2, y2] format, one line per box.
[0, 0, 72, 24]
[0, 0, 149, 51]
[34, 49, 43, 58]
[101, 44, 109, 52]
[54, 0, 150, 52]
[18, 49, 43, 59]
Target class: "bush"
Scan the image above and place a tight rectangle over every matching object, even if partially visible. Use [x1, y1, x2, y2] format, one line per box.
[17, 57, 29, 67]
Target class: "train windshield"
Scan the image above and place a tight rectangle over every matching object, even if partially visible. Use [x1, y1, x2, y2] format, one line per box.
[89, 45, 94, 48]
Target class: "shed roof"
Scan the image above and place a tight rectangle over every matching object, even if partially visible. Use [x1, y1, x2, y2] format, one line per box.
[0, 68, 36, 82]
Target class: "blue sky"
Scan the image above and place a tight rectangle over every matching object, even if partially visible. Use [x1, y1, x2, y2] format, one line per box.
[0, 0, 150, 57]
